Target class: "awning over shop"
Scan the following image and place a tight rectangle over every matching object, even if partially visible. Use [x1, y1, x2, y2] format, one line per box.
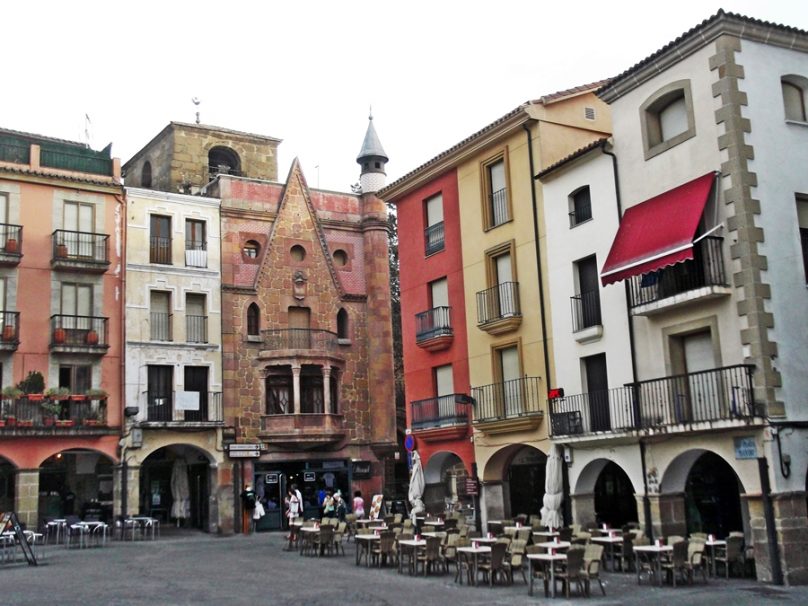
[600, 172, 717, 286]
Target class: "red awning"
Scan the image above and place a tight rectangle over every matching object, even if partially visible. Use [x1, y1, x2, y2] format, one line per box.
[601, 172, 716, 286]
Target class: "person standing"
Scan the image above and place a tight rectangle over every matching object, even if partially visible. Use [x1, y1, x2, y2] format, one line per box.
[240, 483, 257, 534]
[353, 490, 365, 519]
[322, 490, 335, 518]
[291, 483, 304, 519]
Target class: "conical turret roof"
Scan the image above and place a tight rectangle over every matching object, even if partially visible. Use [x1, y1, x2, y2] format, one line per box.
[356, 114, 388, 163]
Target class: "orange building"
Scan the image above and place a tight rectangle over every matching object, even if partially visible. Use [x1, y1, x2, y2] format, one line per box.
[0, 128, 124, 529]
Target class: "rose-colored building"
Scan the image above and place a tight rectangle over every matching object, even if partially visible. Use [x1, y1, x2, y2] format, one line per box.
[0, 128, 124, 528]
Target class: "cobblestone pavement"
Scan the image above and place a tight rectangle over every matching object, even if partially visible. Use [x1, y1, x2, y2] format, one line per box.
[3, 531, 807, 605]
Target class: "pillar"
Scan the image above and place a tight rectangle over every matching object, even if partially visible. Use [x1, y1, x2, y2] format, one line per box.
[571, 492, 596, 529]
[291, 364, 301, 414]
[773, 491, 808, 585]
[322, 366, 331, 414]
[649, 492, 686, 538]
[15, 469, 39, 529]
[481, 480, 504, 530]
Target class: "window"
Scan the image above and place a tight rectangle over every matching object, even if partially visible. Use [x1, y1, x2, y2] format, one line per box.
[147, 365, 173, 421]
[798, 196, 808, 283]
[569, 186, 592, 227]
[782, 76, 808, 122]
[61, 282, 93, 325]
[63, 201, 95, 257]
[424, 193, 445, 255]
[640, 80, 695, 159]
[266, 369, 291, 415]
[150, 291, 172, 341]
[337, 309, 349, 340]
[482, 155, 511, 228]
[142, 161, 152, 188]
[434, 364, 455, 424]
[573, 255, 601, 331]
[59, 365, 91, 394]
[582, 354, 609, 431]
[247, 303, 260, 336]
[183, 366, 209, 422]
[186, 293, 207, 343]
[290, 245, 306, 262]
[185, 219, 207, 267]
[243, 240, 260, 259]
[495, 343, 523, 416]
[208, 146, 241, 179]
[333, 249, 348, 267]
[150, 215, 172, 264]
[489, 243, 517, 316]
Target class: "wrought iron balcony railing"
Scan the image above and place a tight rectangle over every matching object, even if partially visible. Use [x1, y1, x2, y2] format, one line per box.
[52, 230, 109, 264]
[150, 312, 172, 341]
[571, 290, 602, 332]
[489, 187, 510, 227]
[50, 315, 108, 348]
[144, 391, 222, 423]
[0, 397, 108, 428]
[424, 221, 445, 256]
[150, 236, 172, 264]
[186, 315, 208, 343]
[411, 394, 472, 430]
[628, 236, 726, 309]
[0, 311, 20, 346]
[476, 282, 521, 326]
[472, 376, 543, 423]
[261, 329, 339, 352]
[549, 364, 756, 437]
[415, 306, 452, 342]
[0, 224, 22, 259]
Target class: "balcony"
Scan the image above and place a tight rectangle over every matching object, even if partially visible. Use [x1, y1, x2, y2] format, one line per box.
[1, 138, 113, 176]
[150, 312, 172, 341]
[472, 376, 543, 434]
[424, 221, 445, 256]
[50, 315, 109, 354]
[628, 237, 730, 315]
[150, 237, 172, 265]
[186, 315, 208, 344]
[184, 242, 208, 268]
[51, 230, 110, 273]
[415, 306, 453, 351]
[141, 391, 223, 426]
[0, 224, 22, 266]
[260, 413, 346, 449]
[549, 364, 757, 440]
[411, 394, 472, 441]
[488, 187, 511, 228]
[0, 396, 113, 434]
[571, 290, 602, 343]
[0, 311, 20, 351]
[476, 282, 521, 335]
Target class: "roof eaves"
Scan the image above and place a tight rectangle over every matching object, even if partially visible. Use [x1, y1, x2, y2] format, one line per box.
[534, 80, 611, 105]
[536, 138, 609, 180]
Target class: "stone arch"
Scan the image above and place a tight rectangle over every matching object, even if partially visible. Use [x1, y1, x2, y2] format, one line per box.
[336, 308, 349, 340]
[660, 448, 746, 494]
[0, 455, 17, 513]
[482, 444, 546, 521]
[38, 448, 116, 522]
[208, 146, 241, 179]
[422, 450, 469, 514]
[575, 458, 641, 495]
[247, 302, 261, 336]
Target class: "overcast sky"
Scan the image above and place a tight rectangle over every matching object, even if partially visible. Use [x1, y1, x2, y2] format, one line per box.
[4, 1, 808, 192]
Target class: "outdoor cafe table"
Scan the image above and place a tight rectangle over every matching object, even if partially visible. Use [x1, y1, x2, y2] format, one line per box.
[355, 519, 386, 530]
[704, 539, 727, 577]
[533, 530, 560, 540]
[537, 540, 571, 551]
[355, 533, 380, 566]
[299, 526, 322, 556]
[398, 538, 426, 575]
[456, 545, 491, 586]
[633, 544, 673, 586]
[527, 552, 567, 597]
[591, 535, 624, 571]
[473, 536, 499, 545]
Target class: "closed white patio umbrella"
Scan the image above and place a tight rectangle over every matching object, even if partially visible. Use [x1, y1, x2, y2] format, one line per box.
[540, 446, 564, 529]
[408, 450, 425, 521]
[170, 458, 191, 524]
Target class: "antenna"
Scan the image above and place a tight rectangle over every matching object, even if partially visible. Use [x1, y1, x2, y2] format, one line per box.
[192, 97, 201, 124]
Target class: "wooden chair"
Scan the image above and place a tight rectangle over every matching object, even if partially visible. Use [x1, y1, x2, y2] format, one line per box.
[415, 536, 445, 576]
[344, 513, 357, 541]
[555, 545, 586, 598]
[477, 541, 509, 587]
[661, 539, 688, 586]
[582, 543, 606, 596]
[442, 532, 461, 576]
[505, 538, 527, 583]
[686, 540, 707, 583]
[371, 531, 396, 567]
[715, 535, 744, 578]
[616, 532, 635, 572]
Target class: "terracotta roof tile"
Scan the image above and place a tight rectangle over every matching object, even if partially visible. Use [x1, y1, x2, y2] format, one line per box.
[536, 138, 609, 179]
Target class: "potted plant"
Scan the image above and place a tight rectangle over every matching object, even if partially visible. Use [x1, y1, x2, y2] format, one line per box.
[45, 387, 71, 401]
[5, 237, 18, 254]
[2, 323, 14, 341]
[41, 399, 63, 426]
[2, 385, 22, 402]
[53, 327, 66, 344]
[18, 371, 45, 401]
[85, 329, 99, 345]
[56, 242, 68, 258]
[86, 388, 108, 401]
[82, 410, 100, 426]
[55, 419, 74, 428]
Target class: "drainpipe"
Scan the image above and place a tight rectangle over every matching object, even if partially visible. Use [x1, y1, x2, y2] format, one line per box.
[600, 142, 652, 539]
[523, 124, 551, 388]
[115, 191, 127, 520]
[758, 457, 784, 585]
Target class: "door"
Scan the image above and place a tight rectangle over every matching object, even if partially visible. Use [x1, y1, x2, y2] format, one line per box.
[434, 364, 454, 423]
[64, 202, 94, 257]
[429, 278, 449, 335]
[499, 346, 522, 416]
[576, 256, 601, 328]
[255, 471, 286, 531]
[495, 252, 515, 317]
[683, 331, 718, 421]
[147, 365, 173, 421]
[584, 354, 610, 432]
[183, 366, 209, 422]
[61, 283, 93, 336]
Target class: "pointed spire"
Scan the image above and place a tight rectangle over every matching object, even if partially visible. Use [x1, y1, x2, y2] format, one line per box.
[357, 113, 388, 164]
[357, 111, 388, 194]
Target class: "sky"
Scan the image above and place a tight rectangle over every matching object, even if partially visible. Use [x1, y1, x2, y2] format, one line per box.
[3, 1, 808, 193]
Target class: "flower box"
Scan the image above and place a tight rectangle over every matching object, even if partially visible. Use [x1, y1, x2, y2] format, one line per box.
[26, 393, 44, 402]
[17, 419, 34, 427]
[55, 419, 75, 428]
[70, 394, 87, 402]
[83, 418, 100, 427]
[42, 417, 55, 427]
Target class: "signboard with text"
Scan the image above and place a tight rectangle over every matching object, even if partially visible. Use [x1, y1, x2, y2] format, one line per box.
[734, 436, 757, 460]
[465, 478, 479, 496]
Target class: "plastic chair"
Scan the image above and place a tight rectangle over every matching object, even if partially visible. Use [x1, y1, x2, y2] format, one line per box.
[715, 535, 743, 578]
[555, 545, 586, 597]
[583, 543, 606, 596]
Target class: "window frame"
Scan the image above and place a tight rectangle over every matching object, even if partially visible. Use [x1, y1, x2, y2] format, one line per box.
[480, 150, 512, 230]
[247, 303, 260, 337]
[424, 192, 445, 256]
[640, 80, 696, 160]
[782, 76, 808, 123]
[569, 186, 593, 228]
[149, 214, 172, 265]
[185, 219, 206, 251]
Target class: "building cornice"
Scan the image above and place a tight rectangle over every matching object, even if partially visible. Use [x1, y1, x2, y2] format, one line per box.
[125, 187, 220, 207]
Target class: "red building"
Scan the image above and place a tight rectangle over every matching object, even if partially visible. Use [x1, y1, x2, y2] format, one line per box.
[384, 168, 475, 514]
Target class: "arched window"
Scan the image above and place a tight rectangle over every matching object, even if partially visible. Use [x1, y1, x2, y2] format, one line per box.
[208, 146, 241, 180]
[142, 161, 152, 188]
[243, 240, 260, 259]
[782, 76, 808, 122]
[337, 309, 349, 340]
[247, 303, 260, 336]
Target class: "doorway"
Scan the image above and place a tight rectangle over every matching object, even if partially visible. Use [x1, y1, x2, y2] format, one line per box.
[584, 353, 610, 432]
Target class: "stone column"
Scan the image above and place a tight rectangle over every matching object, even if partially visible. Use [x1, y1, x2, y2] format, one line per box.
[481, 480, 504, 530]
[291, 364, 301, 414]
[571, 492, 596, 529]
[773, 491, 808, 585]
[649, 492, 686, 538]
[15, 469, 39, 529]
[322, 366, 331, 414]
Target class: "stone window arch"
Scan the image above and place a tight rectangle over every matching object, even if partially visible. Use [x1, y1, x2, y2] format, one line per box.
[247, 303, 260, 336]
[208, 146, 241, 180]
[142, 161, 152, 188]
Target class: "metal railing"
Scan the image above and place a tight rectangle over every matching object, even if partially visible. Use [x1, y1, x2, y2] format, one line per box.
[40, 148, 113, 176]
[568, 199, 592, 227]
[261, 329, 339, 352]
[424, 221, 445, 256]
[411, 394, 472, 430]
[0, 397, 108, 427]
[150, 312, 172, 341]
[0, 142, 30, 164]
[549, 364, 756, 437]
[489, 187, 510, 227]
[52, 230, 109, 263]
[0, 224, 23, 255]
[571, 290, 602, 332]
[476, 282, 520, 326]
[50, 315, 108, 347]
[415, 306, 452, 342]
[145, 391, 223, 423]
[472, 376, 543, 423]
[0, 311, 20, 343]
[627, 237, 726, 308]
[186, 315, 208, 343]
[150, 236, 172, 264]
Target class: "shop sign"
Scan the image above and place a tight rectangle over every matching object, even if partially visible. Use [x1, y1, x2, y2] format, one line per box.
[322, 460, 346, 470]
[265, 473, 280, 484]
[351, 460, 372, 479]
[175, 391, 200, 411]
[734, 436, 757, 460]
[228, 449, 260, 458]
[465, 478, 479, 495]
[303, 472, 316, 482]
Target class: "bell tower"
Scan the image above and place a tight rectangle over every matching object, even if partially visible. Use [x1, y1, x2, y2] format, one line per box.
[356, 111, 388, 194]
